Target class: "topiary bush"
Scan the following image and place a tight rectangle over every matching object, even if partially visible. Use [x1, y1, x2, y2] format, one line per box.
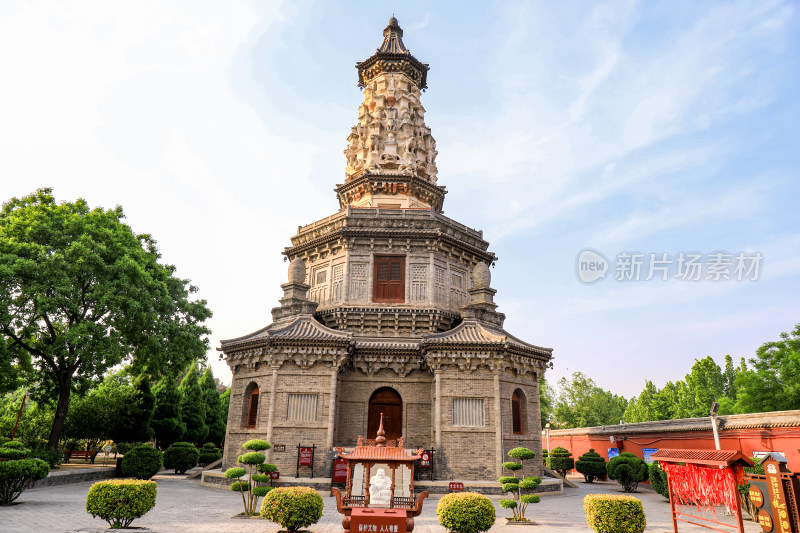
[260, 486, 323, 533]
[226, 439, 275, 516]
[86, 479, 157, 528]
[606, 452, 648, 493]
[198, 442, 222, 466]
[497, 447, 541, 522]
[162, 442, 199, 474]
[584, 494, 646, 533]
[121, 445, 163, 480]
[546, 447, 574, 478]
[0, 441, 50, 505]
[648, 461, 669, 499]
[576, 449, 606, 483]
[437, 492, 496, 533]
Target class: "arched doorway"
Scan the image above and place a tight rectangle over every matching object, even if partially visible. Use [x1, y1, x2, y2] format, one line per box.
[368, 387, 402, 441]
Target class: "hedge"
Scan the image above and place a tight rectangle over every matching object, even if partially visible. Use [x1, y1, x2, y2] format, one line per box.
[648, 461, 669, 499]
[86, 479, 157, 528]
[546, 447, 574, 478]
[163, 442, 199, 474]
[0, 441, 50, 505]
[260, 487, 323, 532]
[606, 452, 648, 493]
[437, 492, 496, 533]
[576, 449, 606, 483]
[121, 445, 163, 480]
[584, 494, 646, 533]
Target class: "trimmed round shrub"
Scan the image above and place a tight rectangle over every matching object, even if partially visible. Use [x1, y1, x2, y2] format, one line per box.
[121, 445, 163, 480]
[0, 457, 50, 505]
[238, 451, 266, 465]
[507, 447, 535, 462]
[584, 494, 646, 533]
[163, 442, 199, 474]
[648, 461, 669, 499]
[252, 485, 273, 497]
[198, 443, 222, 466]
[499, 499, 517, 510]
[260, 486, 323, 533]
[546, 447, 575, 478]
[243, 439, 271, 451]
[576, 449, 607, 483]
[606, 452, 649, 493]
[86, 479, 157, 529]
[437, 492, 496, 533]
[258, 462, 278, 474]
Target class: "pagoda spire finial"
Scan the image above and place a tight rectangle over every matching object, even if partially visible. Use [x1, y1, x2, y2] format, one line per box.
[379, 16, 407, 54]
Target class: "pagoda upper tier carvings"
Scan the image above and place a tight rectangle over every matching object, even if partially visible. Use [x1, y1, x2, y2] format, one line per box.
[344, 73, 438, 185]
[284, 207, 494, 264]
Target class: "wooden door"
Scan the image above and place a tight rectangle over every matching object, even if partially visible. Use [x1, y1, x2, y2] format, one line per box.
[368, 387, 403, 441]
[373, 255, 405, 303]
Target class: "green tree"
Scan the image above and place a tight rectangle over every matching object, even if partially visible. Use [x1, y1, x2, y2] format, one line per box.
[722, 354, 738, 400]
[220, 388, 231, 424]
[119, 376, 156, 443]
[179, 362, 208, 444]
[553, 372, 627, 428]
[0, 389, 53, 445]
[151, 376, 185, 449]
[684, 356, 725, 417]
[65, 371, 133, 448]
[623, 381, 658, 423]
[0, 189, 211, 448]
[199, 367, 226, 446]
[736, 323, 800, 413]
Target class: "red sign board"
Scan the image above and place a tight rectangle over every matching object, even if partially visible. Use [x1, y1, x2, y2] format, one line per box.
[269, 471, 280, 480]
[299, 447, 313, 466]
[420, 451, 431, 469]
[332, 458, 348, 483]
[449, 482, 464, 492]
[351, 508, 407, 533]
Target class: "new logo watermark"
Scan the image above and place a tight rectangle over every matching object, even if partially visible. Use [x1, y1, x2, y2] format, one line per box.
[576, 250, 763, 284]
[577, 249, 609, 283]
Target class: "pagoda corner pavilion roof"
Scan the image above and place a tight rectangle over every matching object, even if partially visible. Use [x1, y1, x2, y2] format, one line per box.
[336, 443, 424, 463]
[649, 448, 754, 468]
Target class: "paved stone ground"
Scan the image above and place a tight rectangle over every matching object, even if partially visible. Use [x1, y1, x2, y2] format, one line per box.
[2, 474, 762, 533]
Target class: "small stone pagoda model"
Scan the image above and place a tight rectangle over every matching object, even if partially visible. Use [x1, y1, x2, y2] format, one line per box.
[219, 17, 554, 482]
[331, 414, 429, 533]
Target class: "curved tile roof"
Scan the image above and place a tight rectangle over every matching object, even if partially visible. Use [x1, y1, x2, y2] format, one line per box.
[423, 321, 552, 356]
[220, 316, 351, 350]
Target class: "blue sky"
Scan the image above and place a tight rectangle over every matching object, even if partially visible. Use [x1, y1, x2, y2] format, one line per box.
[1, 1, 798, 399]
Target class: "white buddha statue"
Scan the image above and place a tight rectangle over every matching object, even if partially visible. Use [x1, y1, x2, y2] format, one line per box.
[369, 468, 392, 505]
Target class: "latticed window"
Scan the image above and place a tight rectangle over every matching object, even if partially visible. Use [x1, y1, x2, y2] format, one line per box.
[287, 393, 318, 422]
[453, 398, 484, 427]
[512, 390, 522, 434]
[373, 255, 405, 303]
[247, 386, 259, 428]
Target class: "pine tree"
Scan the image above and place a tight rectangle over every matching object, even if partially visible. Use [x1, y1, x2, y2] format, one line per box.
[151, 376, 186, 449]
[179, 362, 208, 444]
[199, 367, 226, 446]
[220, 388, 231, 422]
[119, 375, 156, 442]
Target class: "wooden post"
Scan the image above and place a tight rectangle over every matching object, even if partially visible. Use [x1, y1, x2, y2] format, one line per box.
[728, 465, 744, 533]
[364, 462, 372, 506]
[665, 470, 678, 533]
[390, 465, 396, 509]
